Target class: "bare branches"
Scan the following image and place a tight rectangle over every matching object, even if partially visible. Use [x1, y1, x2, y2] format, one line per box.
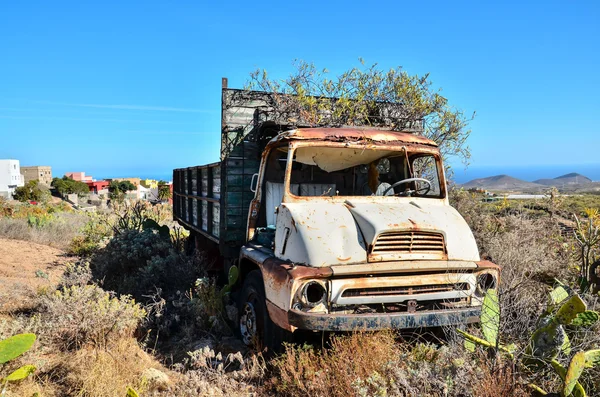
[242, 60, 473, 162]
[574, 209, 600, 293]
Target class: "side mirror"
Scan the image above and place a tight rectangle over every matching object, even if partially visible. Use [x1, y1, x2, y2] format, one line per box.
[250, 173, 259, 193]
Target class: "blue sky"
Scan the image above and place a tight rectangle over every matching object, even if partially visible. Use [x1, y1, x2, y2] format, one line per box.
[1, 0, 598, 183]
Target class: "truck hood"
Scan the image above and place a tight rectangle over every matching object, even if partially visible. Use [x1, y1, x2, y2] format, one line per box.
[345, 200, 480, 262]
[275, 199, 480, 267]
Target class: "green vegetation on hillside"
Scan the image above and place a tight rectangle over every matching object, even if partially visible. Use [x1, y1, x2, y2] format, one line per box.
[51, 176, 90, 196]
[13, 180, 50, 203]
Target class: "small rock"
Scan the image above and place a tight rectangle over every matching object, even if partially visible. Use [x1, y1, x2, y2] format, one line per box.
[225, 304, 238, 322]
[219, 336, 248, 355]
[142, 368, 170, 391]
[192, 337, 216, 351]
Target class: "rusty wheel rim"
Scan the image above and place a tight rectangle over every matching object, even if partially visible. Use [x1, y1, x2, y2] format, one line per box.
[240, 301, 258, 345]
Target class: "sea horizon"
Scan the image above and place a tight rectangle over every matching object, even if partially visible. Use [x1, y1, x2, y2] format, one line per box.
[85, 163, 600, 186]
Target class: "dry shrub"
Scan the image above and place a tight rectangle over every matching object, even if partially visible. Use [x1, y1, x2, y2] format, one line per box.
[145, 349, 263, 397]
[483, 215, 569, 342]
[451, 189, 573, 342]
[67, 235, 98, 257]
[39, 285, 145, 349]
[58, 337, 161, 397]
[269, 331, 399, 396]
[59, 260, 93, 288]
[268, 333, 520, 397]
[476, 359, 528, 397]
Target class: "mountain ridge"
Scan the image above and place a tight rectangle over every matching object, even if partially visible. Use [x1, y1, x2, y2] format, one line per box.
[460, 172, 594, 191]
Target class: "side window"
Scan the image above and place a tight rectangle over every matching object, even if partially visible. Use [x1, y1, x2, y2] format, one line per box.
[411, 155, 442, 197]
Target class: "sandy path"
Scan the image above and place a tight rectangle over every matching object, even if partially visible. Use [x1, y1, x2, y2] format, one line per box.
[0, 238, 68, 313]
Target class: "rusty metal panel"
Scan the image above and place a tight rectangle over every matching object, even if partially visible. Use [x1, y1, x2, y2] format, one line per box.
[288, 307, 481, 331]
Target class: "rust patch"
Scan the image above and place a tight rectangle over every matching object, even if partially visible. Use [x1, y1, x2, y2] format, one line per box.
[476, 260, 502, 272]
[476, 260, 502, 285]
[290, 217, 297, 232]
[262, 257, 333, 285]
[266, 300, 293, 331]
[280, 128, 438, 147]
[262, 257, 293, 286]
[289, 265, 333, 280]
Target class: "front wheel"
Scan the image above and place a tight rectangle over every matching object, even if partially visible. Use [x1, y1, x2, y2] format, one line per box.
[238, 270, 291, 353]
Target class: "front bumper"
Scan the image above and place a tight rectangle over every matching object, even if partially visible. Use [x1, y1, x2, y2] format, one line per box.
[288, 306, 481, 331]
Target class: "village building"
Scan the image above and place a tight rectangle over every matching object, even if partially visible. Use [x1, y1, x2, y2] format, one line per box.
[65, 172, 93, 182]
[21, 166, 52, 186]
[0, 159, 25, 198]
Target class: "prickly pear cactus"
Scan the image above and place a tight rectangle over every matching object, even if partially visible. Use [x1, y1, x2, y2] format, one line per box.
[564, 351, 586, 397]
[555, 295, 587, 325]
[584, 349, 600, 368]
[220, 265, 239, 296]
[0, 333, 36, 364]
[527, 294, 588, 362]
[481, 288, 500, 346]
[528, 322, 566, 361]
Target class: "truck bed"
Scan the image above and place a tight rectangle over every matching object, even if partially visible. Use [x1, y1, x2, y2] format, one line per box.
[173, 140, 260, 257]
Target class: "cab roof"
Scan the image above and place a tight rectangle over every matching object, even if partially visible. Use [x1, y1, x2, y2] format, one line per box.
[272, 127, 438, 147]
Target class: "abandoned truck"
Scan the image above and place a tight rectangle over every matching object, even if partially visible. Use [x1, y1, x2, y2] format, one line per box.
[173, 79, 500, 349]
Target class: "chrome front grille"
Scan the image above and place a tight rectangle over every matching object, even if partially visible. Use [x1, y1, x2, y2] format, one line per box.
[371, 231, 446, 255]
[341, 283, 470, 298]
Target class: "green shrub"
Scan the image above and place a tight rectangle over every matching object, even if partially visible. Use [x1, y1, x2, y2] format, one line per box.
[59, 260, 92, 288]
[67, 235, 98, 257]
[91, 229, 202, 301]
[13, 181, 50, 203]
[27, 213, 54, 228]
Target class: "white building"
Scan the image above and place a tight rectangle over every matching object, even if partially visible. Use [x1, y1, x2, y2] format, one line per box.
[0, 160, 25, 198]
[136, 184, 159, 201]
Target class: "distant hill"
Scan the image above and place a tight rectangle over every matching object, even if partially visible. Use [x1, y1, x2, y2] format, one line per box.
[461, 175, 544, 191]
[534, 173, 592, 186]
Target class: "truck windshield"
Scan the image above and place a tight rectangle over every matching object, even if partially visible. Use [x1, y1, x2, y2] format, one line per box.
[287, 146, 443, 198]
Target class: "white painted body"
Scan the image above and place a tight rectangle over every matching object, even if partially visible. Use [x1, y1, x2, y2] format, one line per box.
[275, 197, 480, 267]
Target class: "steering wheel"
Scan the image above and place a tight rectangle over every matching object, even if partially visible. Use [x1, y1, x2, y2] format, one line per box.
[381, 178, 432, 196]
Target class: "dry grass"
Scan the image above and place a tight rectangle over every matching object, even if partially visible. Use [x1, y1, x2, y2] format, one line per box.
[6, 337, 166, 397]
[0, 212, 87, 249]
[60, 338, 160, 397]
[268, 331, 401, 397]
[475, 359, 529, 397]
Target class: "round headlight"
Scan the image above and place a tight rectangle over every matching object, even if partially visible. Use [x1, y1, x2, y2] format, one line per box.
[476, 273, 497, 295]
[301, 281, 327, 307]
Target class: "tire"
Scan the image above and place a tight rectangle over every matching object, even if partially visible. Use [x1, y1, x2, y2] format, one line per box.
[238, 270, 291, 354]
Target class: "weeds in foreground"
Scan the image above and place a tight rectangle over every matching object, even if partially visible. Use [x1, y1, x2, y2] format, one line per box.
[0, 333, 37, 397]
[39, 285, 145, 350]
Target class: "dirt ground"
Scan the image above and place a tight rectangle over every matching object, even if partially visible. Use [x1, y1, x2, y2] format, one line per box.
[0, 238, 67, 313]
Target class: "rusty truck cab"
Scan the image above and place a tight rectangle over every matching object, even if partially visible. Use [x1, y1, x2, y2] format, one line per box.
[236, 127, 499, 347]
